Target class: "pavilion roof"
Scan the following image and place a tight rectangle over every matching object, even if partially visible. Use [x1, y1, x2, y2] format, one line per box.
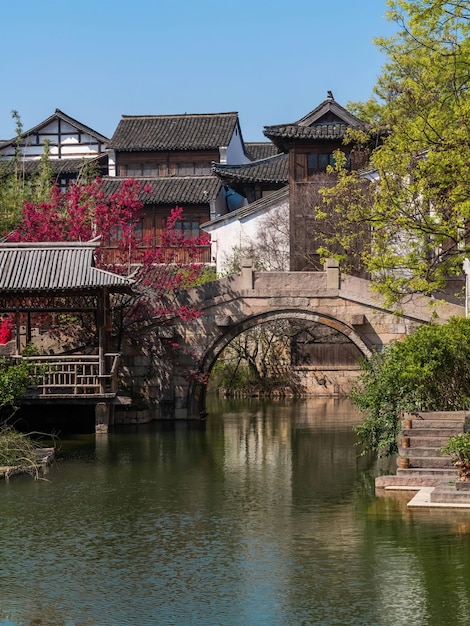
[0, 241, 133, 293]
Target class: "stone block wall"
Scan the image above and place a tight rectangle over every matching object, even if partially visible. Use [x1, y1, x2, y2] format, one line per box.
[292, 366, 362, 396]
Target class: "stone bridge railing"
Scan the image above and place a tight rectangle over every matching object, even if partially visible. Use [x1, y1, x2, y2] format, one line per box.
[160, 260, 465, 418]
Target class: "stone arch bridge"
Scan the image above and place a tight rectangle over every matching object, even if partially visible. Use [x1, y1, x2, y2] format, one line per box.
[165, 260, 463, 418]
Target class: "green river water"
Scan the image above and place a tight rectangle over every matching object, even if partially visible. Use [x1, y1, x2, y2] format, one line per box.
[1, 397, 470, 626]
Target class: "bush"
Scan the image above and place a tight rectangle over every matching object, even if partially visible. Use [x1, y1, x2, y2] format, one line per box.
[441, 433, 470, 464]
[353, 317, 470, 457]
[0, 426, 38, 468]
[0, 355, 43, 412]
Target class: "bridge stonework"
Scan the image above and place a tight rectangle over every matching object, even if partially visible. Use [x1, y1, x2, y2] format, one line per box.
[166, 260, 464, 418]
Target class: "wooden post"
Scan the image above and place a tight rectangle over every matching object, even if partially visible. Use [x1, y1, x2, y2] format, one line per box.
[97, 290, 107, 395]
[15, 303, 20, 355]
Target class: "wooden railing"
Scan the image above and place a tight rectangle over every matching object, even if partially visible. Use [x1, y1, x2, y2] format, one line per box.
[15, 353, 121, 399]
[101, 246, 212, 265]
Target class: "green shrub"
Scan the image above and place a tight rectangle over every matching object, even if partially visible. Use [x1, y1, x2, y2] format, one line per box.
[353, 317, 470, 457]
[0, 426, 38, 468]
[440, 433, 470, 464]
[0, 357, 42, 411]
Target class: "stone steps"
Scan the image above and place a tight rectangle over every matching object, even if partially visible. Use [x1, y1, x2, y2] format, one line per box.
[402, 428, 462, 440]
[397, 467, 457, 477]
[404, 411, 470, 421]
[402, 435, 457, 447]
[398, 411, 466, 472]
[377, 412, 470, 498]
[400, 445, 453, 458]
[430, 485, 470, 503]
[404, 456, 454, 469]
[403, 421, 464, 430]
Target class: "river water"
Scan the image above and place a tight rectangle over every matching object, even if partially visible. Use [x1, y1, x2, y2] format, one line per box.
[1, 397, 470, 626]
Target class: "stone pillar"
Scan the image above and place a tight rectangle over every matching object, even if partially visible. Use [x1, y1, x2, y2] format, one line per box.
[241, 258, 255, 290]
[325, 258, 340, 290]
[95, 402, 109, 434]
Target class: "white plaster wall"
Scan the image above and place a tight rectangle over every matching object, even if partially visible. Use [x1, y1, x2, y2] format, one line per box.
[204, 194, 289, 273]
[0, 118, 105, 160]
[223, 120, 250, 164]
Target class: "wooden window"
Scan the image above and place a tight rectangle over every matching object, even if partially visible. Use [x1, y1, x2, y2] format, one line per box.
[125, 165, 143, 177]
[307, 153, 335, 175]
[195, 164, 211, 175]
[109, 220, 143, 245]
[178, 163, 195, 176]
[143, 164, 159, 176]
[174, 220, 200, 238]
[307, 152, 350, 176]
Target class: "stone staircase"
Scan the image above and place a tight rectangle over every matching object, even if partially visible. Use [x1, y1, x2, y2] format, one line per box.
[376, 411, 469, 489]
[400, 410, 467, 468]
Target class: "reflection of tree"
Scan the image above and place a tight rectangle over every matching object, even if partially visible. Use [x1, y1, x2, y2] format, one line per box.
[361, 492, 470, 625]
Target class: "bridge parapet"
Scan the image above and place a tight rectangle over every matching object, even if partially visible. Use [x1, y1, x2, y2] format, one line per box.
[167, 265, 465, 419]
[340, 274, 464, 323]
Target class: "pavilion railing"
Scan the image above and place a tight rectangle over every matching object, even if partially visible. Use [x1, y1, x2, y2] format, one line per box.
[14, 353, 121, 398]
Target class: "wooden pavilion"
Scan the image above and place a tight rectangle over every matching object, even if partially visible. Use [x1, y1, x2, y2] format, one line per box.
[0, 240, 134, 432]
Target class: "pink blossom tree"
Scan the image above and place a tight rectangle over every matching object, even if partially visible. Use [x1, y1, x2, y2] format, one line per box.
[8, 177, 213, 355]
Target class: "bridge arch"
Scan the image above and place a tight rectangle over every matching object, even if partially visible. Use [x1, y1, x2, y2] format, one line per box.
[187, 307, 372, 417]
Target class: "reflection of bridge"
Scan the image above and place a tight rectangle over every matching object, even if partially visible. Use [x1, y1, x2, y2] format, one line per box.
[169, 260, 464, 418]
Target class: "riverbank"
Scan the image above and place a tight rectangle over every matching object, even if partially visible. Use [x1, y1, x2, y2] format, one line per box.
[0, 447, 54, 480]
[376, 468, 470, 509]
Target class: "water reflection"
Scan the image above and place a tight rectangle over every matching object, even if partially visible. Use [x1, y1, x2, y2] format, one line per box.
[0, 398, 470, 625]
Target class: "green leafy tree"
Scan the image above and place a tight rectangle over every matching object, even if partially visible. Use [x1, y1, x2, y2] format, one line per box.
[209, 322, 296, 396]
[353, 316, 470, 457]
[318, 0, 470, 303]
[0, 111, 54, 233]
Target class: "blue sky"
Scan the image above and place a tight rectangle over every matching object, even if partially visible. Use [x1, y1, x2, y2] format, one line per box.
[1, 0, 396, 143]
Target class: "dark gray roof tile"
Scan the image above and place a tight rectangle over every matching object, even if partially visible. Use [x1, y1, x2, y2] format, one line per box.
[101, 176, 221, 205]
[109, 113, 239, 152]
[0, 241, 132, 292]
[212, 153, 288, 184]
[263, 93, 368, 149]
[202, 186, 289, 228]
[244, 142, 280, 161]
[264, 123, 353, 142]
[0, 155, 108, 178]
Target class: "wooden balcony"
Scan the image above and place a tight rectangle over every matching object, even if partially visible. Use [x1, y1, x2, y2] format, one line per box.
[16, 353, 121, 401]
[101, 245, 212, 266]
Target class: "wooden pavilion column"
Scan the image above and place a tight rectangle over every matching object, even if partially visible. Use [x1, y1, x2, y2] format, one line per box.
[95, 288, 112, 434]
[14, 303, 21, 355]
[97, 289, 108, 393]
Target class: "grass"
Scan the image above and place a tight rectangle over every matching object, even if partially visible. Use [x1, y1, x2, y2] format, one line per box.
[0, 425, 41, 478]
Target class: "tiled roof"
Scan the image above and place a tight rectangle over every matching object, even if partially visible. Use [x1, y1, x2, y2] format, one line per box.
[264, 123, 353, 141]
[212, 153, 288, 184]
[0, 155, 108, 177]
[0, 109, 109, 148]
[108, 112, 239, 152]
[101, 176, 221, 205]
[245, 142, 279, 161]
[0, 241, 133, 292]
[264, 92, 368, 148]
[202, 186, 289, 228]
